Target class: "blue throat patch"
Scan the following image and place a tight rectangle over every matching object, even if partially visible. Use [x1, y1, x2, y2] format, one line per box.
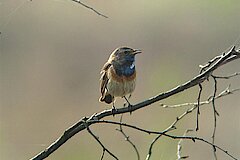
[113, 54, 136, 77]
[114, 62, 135, 77]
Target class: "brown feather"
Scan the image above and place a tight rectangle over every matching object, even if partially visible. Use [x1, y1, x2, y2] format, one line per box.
[99, 62, 112, 102]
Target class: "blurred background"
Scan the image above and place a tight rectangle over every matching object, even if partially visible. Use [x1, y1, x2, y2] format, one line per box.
[1, 0, 240, 159]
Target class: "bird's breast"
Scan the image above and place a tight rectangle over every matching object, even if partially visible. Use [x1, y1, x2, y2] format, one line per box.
[107, 66, 136, 97]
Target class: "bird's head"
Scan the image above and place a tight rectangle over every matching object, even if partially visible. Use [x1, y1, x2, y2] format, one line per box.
[110, 47, 141, 65]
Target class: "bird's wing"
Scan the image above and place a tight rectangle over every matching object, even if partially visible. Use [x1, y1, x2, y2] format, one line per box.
[100, 62, 112, 99]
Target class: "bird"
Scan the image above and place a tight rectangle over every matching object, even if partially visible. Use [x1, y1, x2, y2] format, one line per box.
[99, 46, 141, 110]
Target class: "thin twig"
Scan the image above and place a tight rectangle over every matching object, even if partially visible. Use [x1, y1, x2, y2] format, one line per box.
[94, 120, 238, 160]
[148, 86, 240, 160]
[199, 55, 222, 71]
[116, 115, 140, 160]
[100, 149, 105, 160]
[196, 84, 203, 131]
[145, 134, 162, 160]
[211, 76, 218, 160]
[177, 129, 193, 160]
[85, 123, 119, 160]
[213, 72, 240, 79]
[71, 0, 108, 18]
[161, 87, 240, 109]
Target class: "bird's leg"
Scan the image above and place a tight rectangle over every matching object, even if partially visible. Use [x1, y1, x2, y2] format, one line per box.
[111, 102, 116, 116]
[128, 94, 132, 99]
[123, 94, 132, 107]
[123, 96, 133, 114]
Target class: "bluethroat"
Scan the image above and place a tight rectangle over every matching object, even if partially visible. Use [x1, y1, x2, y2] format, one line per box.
[99, 47, 141, 109]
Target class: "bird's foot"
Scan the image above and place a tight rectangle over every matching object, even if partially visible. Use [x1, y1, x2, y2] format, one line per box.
[111, 105, 117, 117]
[128, 104, 133, 115]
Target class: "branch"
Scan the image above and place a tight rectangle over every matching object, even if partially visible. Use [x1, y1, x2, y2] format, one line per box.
[177, 129, 193, 160]
[93, 120, 238, 160]
[196, 83, 203, 131]
[30, 46, 240, 160]
[116, 115, 140, 160]
[85, 122, 119, 160]
[71, 0, 108, 18]
[211, 76, 219, 160]
[213, 72, 240, 79]
[148, 86, 240, 160]
[161, 86, 240, 109]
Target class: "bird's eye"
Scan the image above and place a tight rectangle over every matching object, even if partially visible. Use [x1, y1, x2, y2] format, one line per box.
[124, 50, 129, 54]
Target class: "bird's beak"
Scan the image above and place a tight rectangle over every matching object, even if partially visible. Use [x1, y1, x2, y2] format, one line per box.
[132, 49, 142, 55]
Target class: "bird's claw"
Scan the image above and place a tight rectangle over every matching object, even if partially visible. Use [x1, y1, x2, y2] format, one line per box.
[111, 106, 117, 117]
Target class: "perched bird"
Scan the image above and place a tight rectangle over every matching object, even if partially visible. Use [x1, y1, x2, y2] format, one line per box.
[99, 47, 141, 109]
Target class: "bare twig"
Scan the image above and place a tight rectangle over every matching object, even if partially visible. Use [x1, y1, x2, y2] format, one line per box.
[211, 76, 218, 160]
[30, 47, 240, 160]
[145, 134, 162, 160]
[199, 55, 222, 71]
[150, 70, 240, 159]
[94, 120, 238, 160]
[161, 86, 240, 109]
[213, 72, 240, 79]
[172, 136, 238, 160]
[196, 84, 203, 131]
[100, 149, 105, 160]
[177, 129, 193, 160]
[199, 47, 240, 71]
[30, 0, 108, 18]
[71, 0, 108, 18]
[116, 115, 140, 160]
[149, 86, 240, 160]
[85, 122, 119, 160]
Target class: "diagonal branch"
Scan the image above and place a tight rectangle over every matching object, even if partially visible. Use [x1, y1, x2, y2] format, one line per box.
[85, 123, 119, 160]
[71, 0, 108, 18]
[29, 46, 240, 160]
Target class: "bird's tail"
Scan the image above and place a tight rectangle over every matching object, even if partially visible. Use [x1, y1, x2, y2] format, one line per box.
[99, 94, 114, 104]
